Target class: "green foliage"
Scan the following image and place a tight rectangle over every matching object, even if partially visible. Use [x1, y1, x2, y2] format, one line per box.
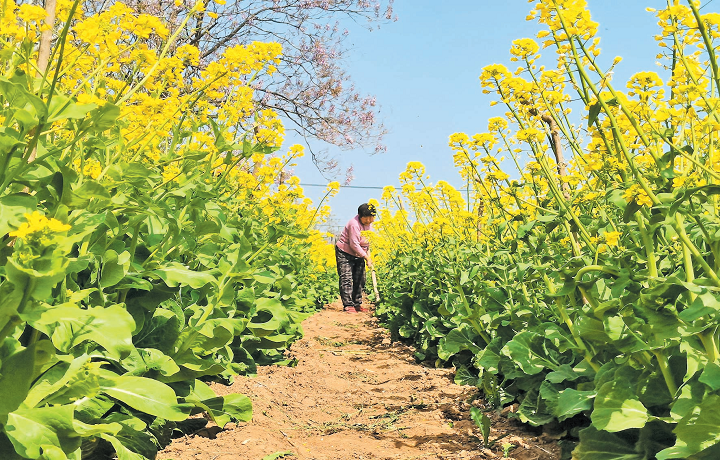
[375, 176, 720, 458]
[0, 25, 332, 460]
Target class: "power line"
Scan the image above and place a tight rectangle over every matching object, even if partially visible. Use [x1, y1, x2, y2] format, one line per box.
[301, 183, 467, 190]
[301, 183, 388, 190]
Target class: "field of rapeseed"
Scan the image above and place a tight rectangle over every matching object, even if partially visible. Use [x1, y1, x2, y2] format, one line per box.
[0, 0, 339, 458]
[370, 1, 720, 458]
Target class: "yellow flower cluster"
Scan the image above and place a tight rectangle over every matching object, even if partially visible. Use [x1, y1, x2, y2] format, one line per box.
[370, 0, 720, 267]
[10, 212, 71, 241]
[0, 2, 336, 276]
[2, 2, 283, 171]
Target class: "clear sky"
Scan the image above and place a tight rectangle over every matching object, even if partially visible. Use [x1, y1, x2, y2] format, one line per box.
[286, 0, 673, 231]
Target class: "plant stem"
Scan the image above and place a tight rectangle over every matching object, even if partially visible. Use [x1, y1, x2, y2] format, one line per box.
[635, 212, 658, 278]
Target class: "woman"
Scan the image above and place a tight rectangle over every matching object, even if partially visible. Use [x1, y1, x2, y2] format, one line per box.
[335, 203, 376, 313]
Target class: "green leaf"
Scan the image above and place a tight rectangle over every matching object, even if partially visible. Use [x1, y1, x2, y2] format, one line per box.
[100, 249, 131, 288]
[572, 426, 647, 460]
[47, 93, 96, 123]
[554, 389, 595, 421]
[28, 304, 135, 359]
[699, 361, 720, 391]
[87, 102, 120, 132]
[469, 407, 491, 446]
[155, 263, 217, 289]
[475, 337, 504, 373]
[657, 395, 720, 459]
[24, 355, 101, 408]
[0, 340, 56, 420]
[6, 249, 69, 301]
[253, 270, 277, 284]
[437, 323, 481, 361]
[517, 387, 555, 426]
[248, 297, 289, 337]
[0, 77, 47, 118]
[502, 331, 557, 375]
[546, 364, 582, 384]
[99, 414, 158, 460]
[0, 433, 26, 460]
[588, 102, 601, 127]
[4, 405, 80, 459]
[454, 364, 479, 387]
[262, 452, 294, 460]
[101, 375, 191, 421]
[64, 180, 112, 208]
[0, 193, 36, 236]
[200, 393, 253, 428]
[592, 366, 648, 432]
[100, 435, 148, 460]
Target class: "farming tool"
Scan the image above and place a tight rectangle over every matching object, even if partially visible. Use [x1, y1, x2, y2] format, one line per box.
[371, 267, 380, 302]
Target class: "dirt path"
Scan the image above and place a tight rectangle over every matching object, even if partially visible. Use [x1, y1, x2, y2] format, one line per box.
[158, 301, 560, 460]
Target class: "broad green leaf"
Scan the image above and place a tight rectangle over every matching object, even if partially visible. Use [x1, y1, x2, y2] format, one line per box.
[24, 355, 101, 408]
[554, 389, 595, 421]
[256, 333, 295, 349]
[571, 426, 646, 460]
[475, 337, 504, 373]
[100, 249, 131, 288]
[248, 297, 289, 336]
[0, 341, 56, 419]
[6, 251, 69, 301]
[99, 435, 147, 460]
[0, 432, 25, 460]
[0, 131, 26, 158]
[670, 377, 705, 422]
[4, 405, 80, 459]
[0, 78, 47, 118]
[252, 270, 277, 284]
[99, 413, 157, 460]
[101, 375, 191, 421]
[454, 364, 479, 387]
[177, 320, 234, 354]
[592, 367, 648, 432]
[120, 347, 180, 377]
[200, 393, 253, 428]
[28, 304, 135, 359]
[155, 263, 217, 288]
[546, 364, 582, 384]
[680, 292, 720, 322]
[64, 180, 112, 208]
[657, 395, 720, 459]
[502, 331, 557, 375]
[140, 348, 181, 376]
[699, 361, 720, 391]
[437, 323, 481, 361]
[87, 102, 120, 132]
[0, 193, 36, 236]
[47, 93, 96, 123]
[517, 387, 554, 426]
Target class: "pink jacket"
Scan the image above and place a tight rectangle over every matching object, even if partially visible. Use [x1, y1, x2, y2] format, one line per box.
[336, 215, 371, 258]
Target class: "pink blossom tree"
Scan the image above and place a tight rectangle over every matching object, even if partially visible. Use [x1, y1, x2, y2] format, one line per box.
[85, 0, 394, 169]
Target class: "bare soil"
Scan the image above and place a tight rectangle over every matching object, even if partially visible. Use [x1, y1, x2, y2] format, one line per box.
[158, 300, 561, 460]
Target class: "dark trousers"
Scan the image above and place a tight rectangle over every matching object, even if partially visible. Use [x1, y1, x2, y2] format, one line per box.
[335, 246, 366, 308]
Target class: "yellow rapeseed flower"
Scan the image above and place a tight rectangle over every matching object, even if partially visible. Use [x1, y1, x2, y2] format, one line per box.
[10, 211, 71, 240]
[604, 231, 621, 247]
[18, 4, 47, 23]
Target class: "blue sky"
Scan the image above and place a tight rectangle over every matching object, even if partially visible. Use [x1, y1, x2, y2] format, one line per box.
[286, 0, 671, 230]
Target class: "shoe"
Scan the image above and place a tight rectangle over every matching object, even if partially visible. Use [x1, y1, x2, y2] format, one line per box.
[344, 306, 357, 313]
[356, 305, 369, 312]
